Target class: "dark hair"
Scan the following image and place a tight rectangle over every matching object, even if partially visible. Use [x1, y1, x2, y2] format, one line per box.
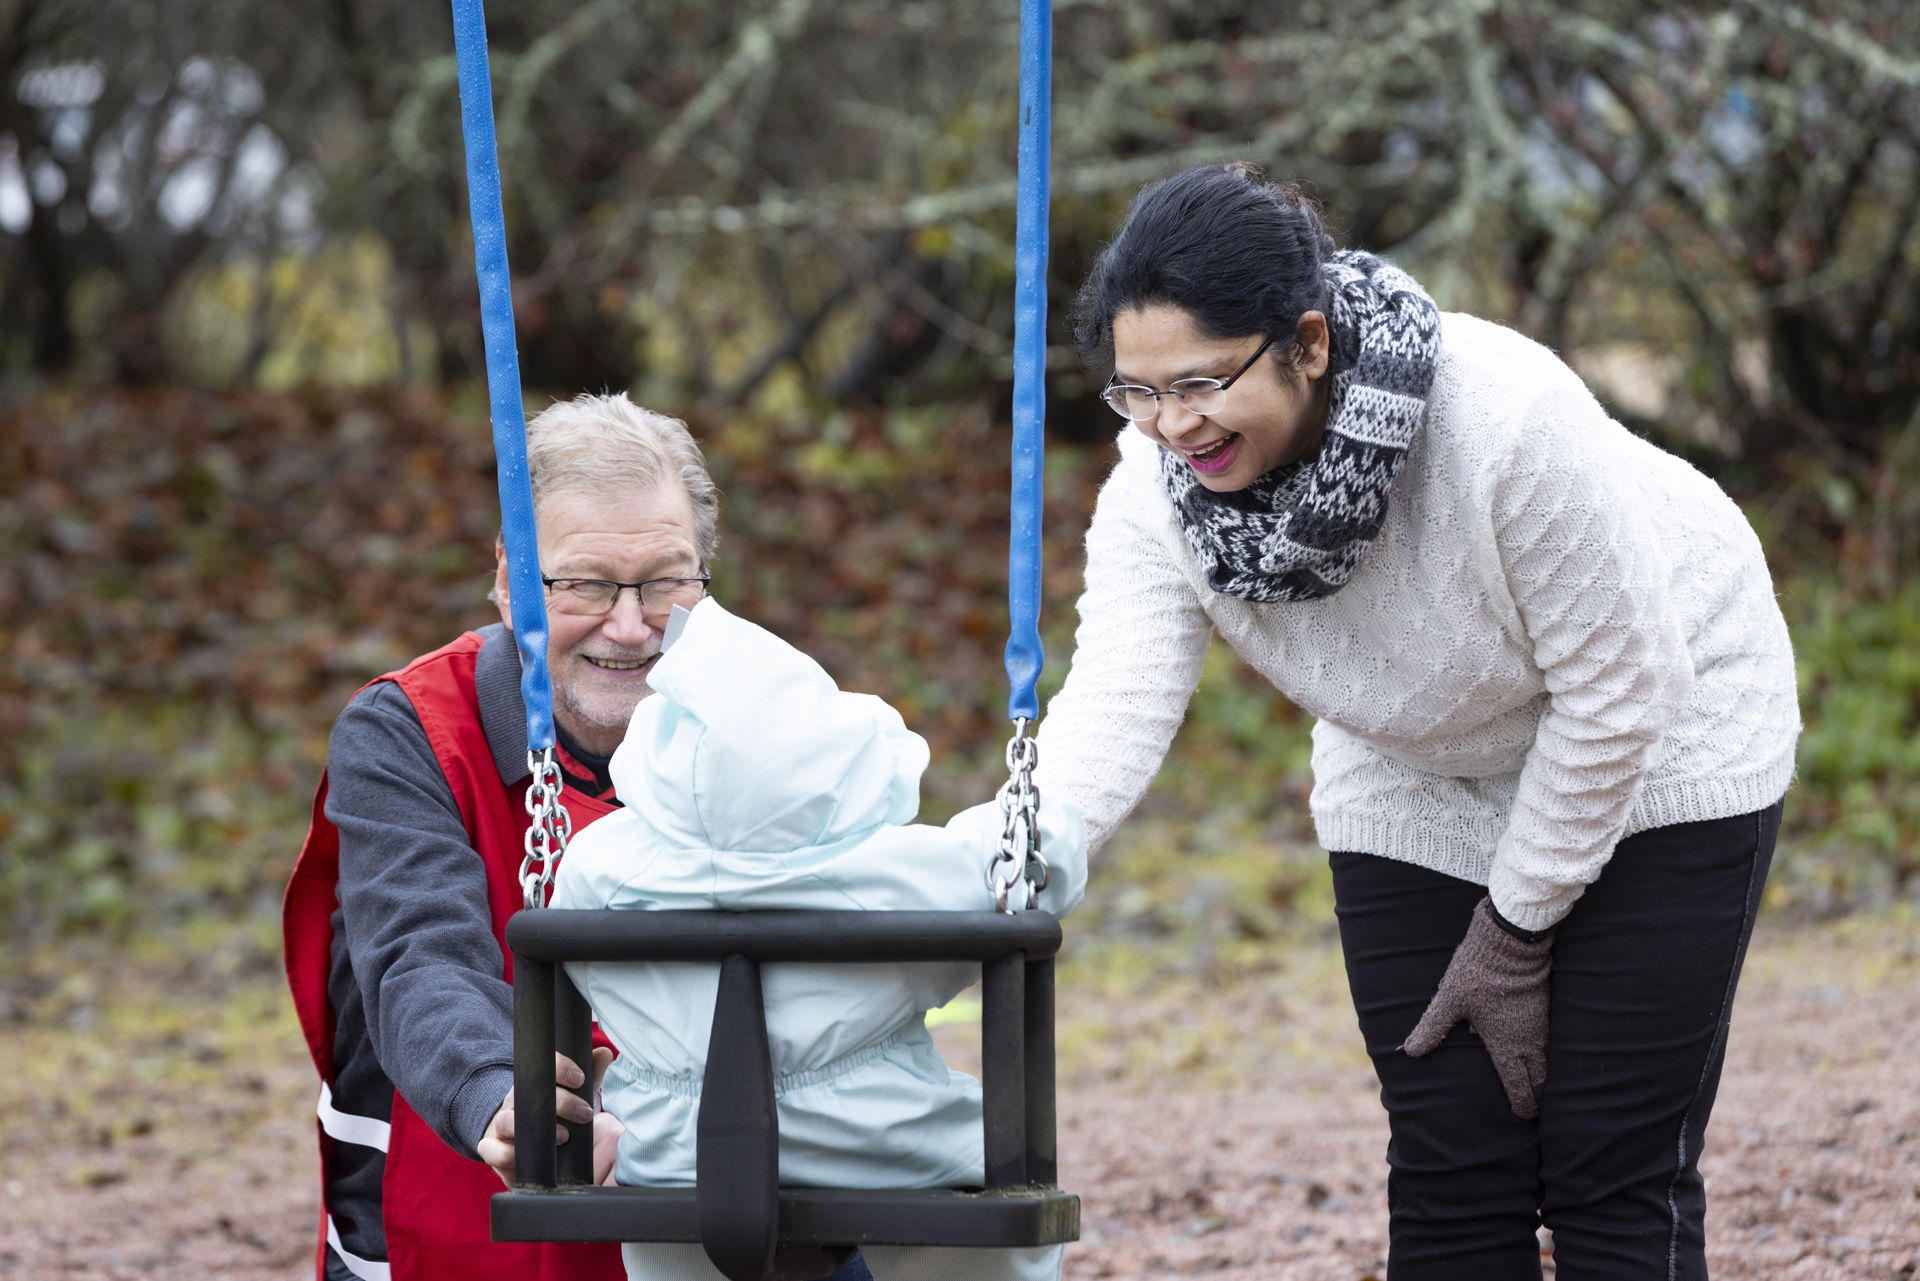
[1073, 163, 1337, 372]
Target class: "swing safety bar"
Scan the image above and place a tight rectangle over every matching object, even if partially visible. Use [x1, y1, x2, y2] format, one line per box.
[492, 909, 1078, 1280]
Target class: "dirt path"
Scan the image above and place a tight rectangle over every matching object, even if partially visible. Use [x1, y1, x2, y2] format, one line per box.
[2, 916, 1914, 1279]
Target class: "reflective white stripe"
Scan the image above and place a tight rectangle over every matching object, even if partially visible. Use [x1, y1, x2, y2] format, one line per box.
[326, 1214, 393, 1281]
[317, 1081, 391, 1152]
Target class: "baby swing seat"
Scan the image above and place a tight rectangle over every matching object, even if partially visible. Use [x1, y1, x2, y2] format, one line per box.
[491, 909, 1077, 1281]
[447, 0, 1070, 1272]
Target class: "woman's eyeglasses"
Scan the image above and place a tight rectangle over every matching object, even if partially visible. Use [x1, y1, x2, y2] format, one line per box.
[1099, 334, 1277, 422]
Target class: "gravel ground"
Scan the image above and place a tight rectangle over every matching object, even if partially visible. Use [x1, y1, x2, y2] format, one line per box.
[1040, 916, 1920, 1280]
[2, 915, 1914, 1280]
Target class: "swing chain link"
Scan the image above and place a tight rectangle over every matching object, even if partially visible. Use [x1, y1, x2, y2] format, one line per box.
[520, 747, 573, 909]
[988, 719, 1049, 914]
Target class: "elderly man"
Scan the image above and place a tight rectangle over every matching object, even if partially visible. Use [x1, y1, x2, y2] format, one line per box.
[282, 393, 720, 1281]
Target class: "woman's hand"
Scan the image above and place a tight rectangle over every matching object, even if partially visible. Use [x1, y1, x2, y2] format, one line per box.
[477, 1047, 623, 1187]
[1401, 897, 1552, 1119]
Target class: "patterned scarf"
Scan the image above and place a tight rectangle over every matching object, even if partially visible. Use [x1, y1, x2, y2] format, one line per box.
[1156, 250, 1441, 602]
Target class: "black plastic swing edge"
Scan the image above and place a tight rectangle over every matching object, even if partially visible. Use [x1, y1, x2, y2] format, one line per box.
[490, 1184, 1080, 1247]
[504, 908, 1063, 963]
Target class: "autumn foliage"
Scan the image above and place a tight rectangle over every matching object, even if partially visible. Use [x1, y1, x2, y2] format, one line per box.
[0, 386, 1107, 943]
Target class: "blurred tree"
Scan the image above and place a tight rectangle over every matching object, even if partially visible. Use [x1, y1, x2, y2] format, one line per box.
[0, 0, 330, 383]
[1487, 3, 1920, 475]
[0, 0, 1914, 482]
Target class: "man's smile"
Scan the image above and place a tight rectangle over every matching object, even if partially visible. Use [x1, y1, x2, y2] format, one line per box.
[584, 654, 658, 673]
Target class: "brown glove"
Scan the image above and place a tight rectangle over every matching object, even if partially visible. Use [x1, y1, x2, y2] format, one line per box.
[1401, 896, 1553, 1119]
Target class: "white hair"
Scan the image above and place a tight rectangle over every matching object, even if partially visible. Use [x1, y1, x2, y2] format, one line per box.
[523, 392, 720, 565]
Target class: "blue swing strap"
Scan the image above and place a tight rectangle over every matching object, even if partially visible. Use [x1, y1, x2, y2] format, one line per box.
[988, 0, 1053, 914]
[450, 0, 570, 908]
[451, 0, 1054, 914]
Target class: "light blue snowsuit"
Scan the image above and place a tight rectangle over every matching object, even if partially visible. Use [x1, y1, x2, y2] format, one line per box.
[550, 599, 1087, 1281]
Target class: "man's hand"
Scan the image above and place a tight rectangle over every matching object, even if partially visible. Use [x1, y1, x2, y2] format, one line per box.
[478, 1047, 621, 1188]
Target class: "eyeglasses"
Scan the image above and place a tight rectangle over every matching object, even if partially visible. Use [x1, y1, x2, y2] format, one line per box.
[1099, 335, 1278, 422]
[541, 573, 710, 617]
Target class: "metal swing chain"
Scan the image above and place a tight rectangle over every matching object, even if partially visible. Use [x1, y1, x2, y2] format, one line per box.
[520, 747, 574, 909]
[987, 718, 1050, 914]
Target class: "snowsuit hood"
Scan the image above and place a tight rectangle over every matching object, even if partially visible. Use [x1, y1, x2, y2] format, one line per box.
[612, 598, 930, 854]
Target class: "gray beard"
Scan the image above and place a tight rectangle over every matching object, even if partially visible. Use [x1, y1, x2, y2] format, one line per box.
[554, 674, 653, 754]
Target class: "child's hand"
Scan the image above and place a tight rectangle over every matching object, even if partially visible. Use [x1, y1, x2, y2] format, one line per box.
[592, 1109, 625, 1185]
[478, 1046, 620, 1188]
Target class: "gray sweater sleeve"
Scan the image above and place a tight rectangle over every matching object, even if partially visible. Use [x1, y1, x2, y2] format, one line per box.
[324, 681, 517, 1158]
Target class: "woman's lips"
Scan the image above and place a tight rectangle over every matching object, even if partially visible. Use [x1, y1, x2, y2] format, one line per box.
[1185, 433, 1240, 476]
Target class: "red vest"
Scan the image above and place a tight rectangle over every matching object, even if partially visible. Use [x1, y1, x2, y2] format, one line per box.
[283, 631, 624, 1281]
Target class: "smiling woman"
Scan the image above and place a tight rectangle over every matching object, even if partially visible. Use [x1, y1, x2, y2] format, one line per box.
[1107, 306, 1329, 490]
[1034, 162, 1801, 1280]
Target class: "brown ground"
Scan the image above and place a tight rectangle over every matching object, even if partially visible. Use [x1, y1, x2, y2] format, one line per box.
[2, 914, 1915, 1280]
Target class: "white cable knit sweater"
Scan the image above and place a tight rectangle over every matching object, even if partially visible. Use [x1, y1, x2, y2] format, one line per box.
[1034, 313, 1800, 932]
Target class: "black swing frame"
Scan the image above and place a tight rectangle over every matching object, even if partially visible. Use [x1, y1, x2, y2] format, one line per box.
[491, 908, 1079, 1273]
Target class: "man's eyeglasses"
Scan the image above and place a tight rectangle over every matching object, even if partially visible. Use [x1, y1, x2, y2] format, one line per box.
[541, 574, 710, 617]
[1099, 334, 1278, 422]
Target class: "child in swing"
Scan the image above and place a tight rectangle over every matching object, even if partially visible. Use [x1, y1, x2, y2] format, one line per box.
[550, 597, 1087, 1281]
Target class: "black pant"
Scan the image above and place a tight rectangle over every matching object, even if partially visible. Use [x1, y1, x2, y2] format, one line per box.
[1330, 802, 1781, 1280]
